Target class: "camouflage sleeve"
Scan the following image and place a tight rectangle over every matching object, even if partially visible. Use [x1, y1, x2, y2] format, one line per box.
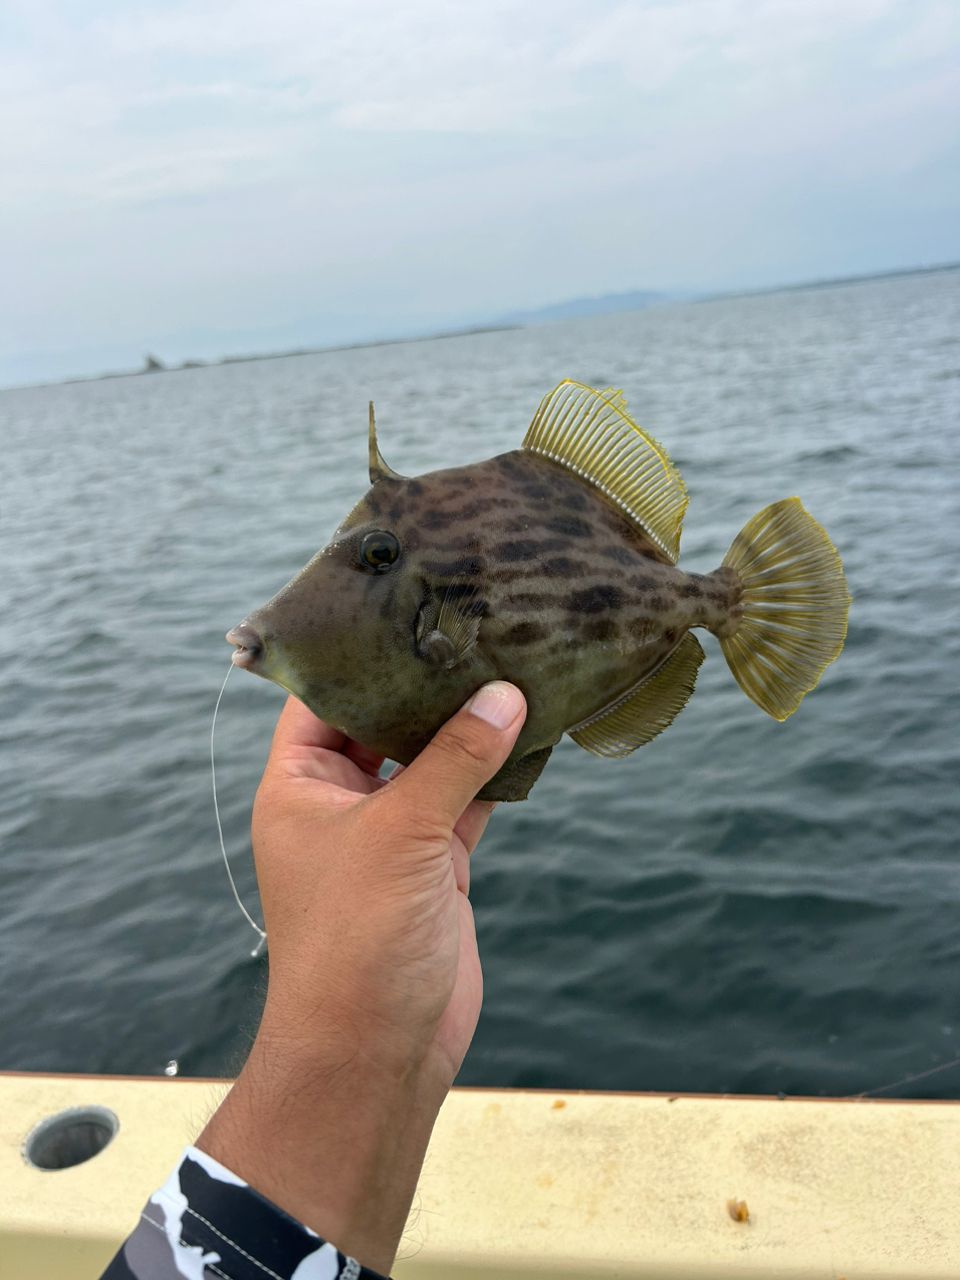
[99, 1145, 389, 1280]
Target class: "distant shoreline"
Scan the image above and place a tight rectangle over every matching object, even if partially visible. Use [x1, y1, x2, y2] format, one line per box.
[697, 260, 960, 306]
[5, 260, 958, 394]
[46, 323, 521, 392]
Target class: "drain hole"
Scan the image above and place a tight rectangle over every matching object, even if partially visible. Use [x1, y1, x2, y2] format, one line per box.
[24, 1106, 119, 1170]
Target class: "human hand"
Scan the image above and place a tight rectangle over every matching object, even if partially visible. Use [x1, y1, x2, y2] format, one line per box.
[199, 680, 526, 1273]
[253, 678, 526, 1088]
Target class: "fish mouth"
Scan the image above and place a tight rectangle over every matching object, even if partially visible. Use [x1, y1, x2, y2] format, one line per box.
[226, 623, 264, 671]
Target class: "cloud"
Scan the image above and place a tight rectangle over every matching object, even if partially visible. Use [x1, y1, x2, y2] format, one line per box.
[0, 0, 957, 382]
[1, 3, 952, 192]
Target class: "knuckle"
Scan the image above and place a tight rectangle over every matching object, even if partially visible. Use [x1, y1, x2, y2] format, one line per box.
[400, 814, 450, 852]
[363, 793, 448, 857]
[437, 720, 490, 771]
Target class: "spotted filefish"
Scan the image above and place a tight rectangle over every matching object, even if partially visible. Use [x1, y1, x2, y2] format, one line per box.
[227, 382, 851, 801]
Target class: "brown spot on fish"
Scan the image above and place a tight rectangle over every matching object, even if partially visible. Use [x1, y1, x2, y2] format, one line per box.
[601, 545, 638, 567]
[501, 621, 548, 646]
[443, 582, 484, 601]
[569, 584, 624, 613]
[492, 567, 538, 585]
[438, 497, 510, 523]
[422, 509, 459, 531]
[442, 534, 485, 552]
[542, 556, 590, 577]
[559, 488, 588, 512]
[582, 617, 619, 642]
[497, 539, 542, 562]
[497, 538, 570, 562]
[504, 515, 532, 533]
[437, 485, 466, 504]
[450, 499, 496, 519]
[422, 556, 485, 578]
[505, 590, 556, 608]
[545, 515, 592, 538]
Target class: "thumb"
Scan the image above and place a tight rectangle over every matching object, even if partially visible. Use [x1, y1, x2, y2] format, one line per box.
[389, 682, 527, 830]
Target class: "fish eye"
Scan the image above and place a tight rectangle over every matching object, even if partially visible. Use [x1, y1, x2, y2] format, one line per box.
[359, 530, 401, 572]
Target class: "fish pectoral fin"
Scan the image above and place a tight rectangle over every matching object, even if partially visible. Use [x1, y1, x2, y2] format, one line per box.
[416, 583, 483, 669]
[478, 744, 554, 802]
[418, 628, 465, 670]
[522, 380, 688, 563]
[568, 632, 705, 758]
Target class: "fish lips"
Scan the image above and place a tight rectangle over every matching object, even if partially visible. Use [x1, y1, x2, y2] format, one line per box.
[226, 622, 264, 671]
[225, 619, 303, 699]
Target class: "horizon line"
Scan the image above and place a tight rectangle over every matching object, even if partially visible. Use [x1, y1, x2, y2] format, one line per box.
[4, 258, 958, 395]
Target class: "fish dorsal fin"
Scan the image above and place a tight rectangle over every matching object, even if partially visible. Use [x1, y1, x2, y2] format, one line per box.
[568, 632, 705, 757]
[522, 380, 687, 563]
[368, 401, 404, 484]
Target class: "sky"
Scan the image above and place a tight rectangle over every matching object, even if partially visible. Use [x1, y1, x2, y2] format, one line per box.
[2, 0, 958, 386]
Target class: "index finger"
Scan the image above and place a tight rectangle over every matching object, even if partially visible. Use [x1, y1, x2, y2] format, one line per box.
[270, 695, 345, 757]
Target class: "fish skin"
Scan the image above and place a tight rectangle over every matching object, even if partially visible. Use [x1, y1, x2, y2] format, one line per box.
[237, 447, 741, 800]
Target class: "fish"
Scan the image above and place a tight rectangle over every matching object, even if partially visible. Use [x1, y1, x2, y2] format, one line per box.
[226, 381, 851, 802]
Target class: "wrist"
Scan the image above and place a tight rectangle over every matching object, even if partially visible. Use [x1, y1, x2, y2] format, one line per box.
[198, 1019, 447, 1275]
[257, 984, 459, 1097]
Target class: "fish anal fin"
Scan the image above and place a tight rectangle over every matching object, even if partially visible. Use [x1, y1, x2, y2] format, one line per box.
[522, 380, 688, 563]
[569, 632, 705, 758]
[478, 744, 554, 802]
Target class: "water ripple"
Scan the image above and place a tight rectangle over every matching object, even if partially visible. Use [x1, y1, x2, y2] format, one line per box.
[3, 268, 959, 1095]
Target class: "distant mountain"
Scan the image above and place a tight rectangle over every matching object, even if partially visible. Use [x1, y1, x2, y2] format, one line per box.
[500, 289, 671, 325]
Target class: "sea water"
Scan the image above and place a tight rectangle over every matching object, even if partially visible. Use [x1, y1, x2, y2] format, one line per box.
[2, 267, 958, 1095]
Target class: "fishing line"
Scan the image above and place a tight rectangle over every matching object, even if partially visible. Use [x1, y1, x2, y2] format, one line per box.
[211, 662, 267, 958]
[208, 659, 960, 1087]
[847, 1051, 960, 1101]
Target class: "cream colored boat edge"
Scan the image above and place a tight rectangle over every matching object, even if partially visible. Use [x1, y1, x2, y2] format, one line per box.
[2, 1072, 959, 1278]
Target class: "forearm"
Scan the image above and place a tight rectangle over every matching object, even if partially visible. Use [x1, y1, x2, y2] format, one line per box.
[98, 1030, 446, 1280]
[100, 687, 521, 1280]
[197, 1025, 449, 1275]
[98, 1144, 391, 1280]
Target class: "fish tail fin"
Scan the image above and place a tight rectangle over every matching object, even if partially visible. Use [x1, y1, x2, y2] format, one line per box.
[718, 498, 851, 721]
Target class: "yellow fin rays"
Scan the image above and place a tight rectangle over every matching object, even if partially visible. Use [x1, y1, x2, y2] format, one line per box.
[721, 498, 851, 721]
[522, 380, 688, 563]
[569, 633, 705, 757]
